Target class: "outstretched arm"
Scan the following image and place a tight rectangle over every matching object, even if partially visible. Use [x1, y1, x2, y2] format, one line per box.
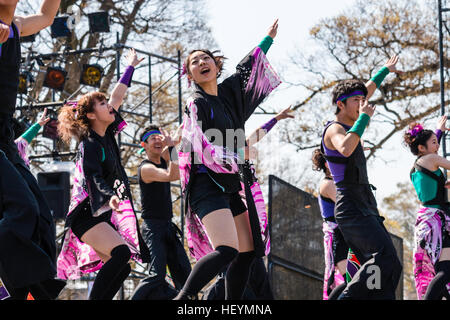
[258, 19, 278, 54]
[365, 55, 403, 100]
[14, 0, 61, 37]
[246, 106, 294, 146]
[17, 108, 50, 144]
[109, 48, 145, 111]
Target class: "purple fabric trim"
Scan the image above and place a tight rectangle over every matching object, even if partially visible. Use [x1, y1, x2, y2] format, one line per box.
[321, 122, 350, 184]
[318, 194, 335, 219]
[119, 65, 135, 87]
[336, 90, 365, 103]
[261, 117, 277, 133]
[244, 47, 282, 104]
[435, 129, 442, 142]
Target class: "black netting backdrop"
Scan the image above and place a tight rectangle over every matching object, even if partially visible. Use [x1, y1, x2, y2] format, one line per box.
[268, 175, 403, 300]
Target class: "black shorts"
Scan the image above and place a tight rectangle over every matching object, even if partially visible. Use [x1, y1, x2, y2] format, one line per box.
[68, 199, 115, 242]
[188, 173, 247, 221]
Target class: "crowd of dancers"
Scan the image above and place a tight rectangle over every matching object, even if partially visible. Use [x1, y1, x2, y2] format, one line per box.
[0, 1, 449, 301]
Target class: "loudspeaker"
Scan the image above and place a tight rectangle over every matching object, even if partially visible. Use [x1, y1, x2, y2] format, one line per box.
[37, 171, 70, 220]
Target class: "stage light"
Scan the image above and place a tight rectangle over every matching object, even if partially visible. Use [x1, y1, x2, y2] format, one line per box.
[80, 64, 103, 87]
[50, 16, 72, 38]
[43, 67, 67, 91]
[18, 73, 28, 94]
[88, 11, 110, 33]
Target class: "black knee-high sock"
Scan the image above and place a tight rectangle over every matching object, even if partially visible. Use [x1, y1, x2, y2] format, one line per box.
[102, 263, 131, 300]
[174, 246, 238, 300]
[225, 251, 255, 300]
[423, 260, 450, 300]
[89, 245, 131, 300]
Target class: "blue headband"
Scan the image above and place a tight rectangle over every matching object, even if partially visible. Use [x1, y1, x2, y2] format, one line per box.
[336, 90, 365, 103]
[139, 129, 162, 155]
[141, 129, 161, 142]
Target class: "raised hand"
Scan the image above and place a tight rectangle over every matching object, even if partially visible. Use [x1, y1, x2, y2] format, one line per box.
[360, 99, 376, 117]
[126, 48, 145, 67]
[384, 55, 403, 75]
[267, 19, 279, 39]
[437, 115, 450, 132]
[38, 108, 51, 127]
[161, 129, 175, 147]
[172, 124, 183, 146]
[275, 106, 295, 121]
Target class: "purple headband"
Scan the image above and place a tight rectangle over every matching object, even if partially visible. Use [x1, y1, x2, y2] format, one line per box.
[336, 90, 366, 103]
[408, 124, 424, 138]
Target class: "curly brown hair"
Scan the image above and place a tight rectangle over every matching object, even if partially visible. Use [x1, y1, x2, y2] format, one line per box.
[403, 122, 435, 156]
[57, 91, 106, 144]
[312, 148, 329, 174]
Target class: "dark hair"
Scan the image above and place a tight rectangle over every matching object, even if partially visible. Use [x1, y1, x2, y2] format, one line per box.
[11, 117, 27, 140]
[331, 79, 368, 114]
[403, 122, 435, 155]
[57, 91, 107, 144]
[140, 124, 160, 142]
[312, 148, 328, 174]
[184, 49, 226, 79]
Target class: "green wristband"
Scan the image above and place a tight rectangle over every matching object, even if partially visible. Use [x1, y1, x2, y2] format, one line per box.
[348, 113, 370, 138]
[21, 122, 41, 144]
[258, 35, 273, 55]
[370, 66, 390, 88]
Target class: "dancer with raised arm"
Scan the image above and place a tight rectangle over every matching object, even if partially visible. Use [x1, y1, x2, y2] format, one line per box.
[0, 0, 65, 300]
[131, 125, 192, 300]
[13, 108, 50, 167]
[312, 149, 349, 300]
[403, 117, 450, 300]
[321, 56, 403, 299]
[56, 49, 150, 300]
[203, 106, 294, 300]
[175, 19, 281, 300]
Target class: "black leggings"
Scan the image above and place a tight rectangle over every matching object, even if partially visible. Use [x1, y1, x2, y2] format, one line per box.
[335, 214, 402, 300]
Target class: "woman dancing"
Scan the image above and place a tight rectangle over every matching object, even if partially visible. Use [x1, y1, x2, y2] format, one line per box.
[312, 149, 349, 300]
[56, 49, 150, 300]
[175, 19, 281, 300]
[403, 117, 450, 300]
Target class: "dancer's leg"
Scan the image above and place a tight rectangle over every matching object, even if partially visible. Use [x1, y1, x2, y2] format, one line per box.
[167, 223, 192, 291]
[174, 209, 239, 300]
[336, 215, 402, 300]
[81, 222, 131, 300]
[423, 248, 450, 300]
[225, 211, 255, 300]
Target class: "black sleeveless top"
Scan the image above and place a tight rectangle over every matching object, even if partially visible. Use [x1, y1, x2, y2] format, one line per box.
[138, 158, 173, 220]
[320, 121, 370, 188]
[0, 22, 20, 116]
